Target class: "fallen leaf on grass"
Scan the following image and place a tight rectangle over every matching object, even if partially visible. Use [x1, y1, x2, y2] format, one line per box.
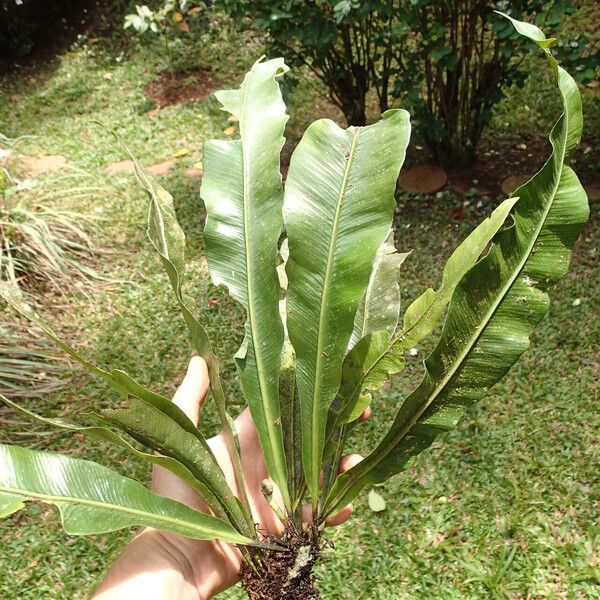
[368, 489, 386, 512]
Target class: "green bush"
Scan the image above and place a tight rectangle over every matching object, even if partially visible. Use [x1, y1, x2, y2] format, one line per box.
[218, 0, 598, 165]
[124, 1, 213, 72]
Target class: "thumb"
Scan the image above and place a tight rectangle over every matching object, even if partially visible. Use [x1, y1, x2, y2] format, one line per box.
[172, 356, 210, 426]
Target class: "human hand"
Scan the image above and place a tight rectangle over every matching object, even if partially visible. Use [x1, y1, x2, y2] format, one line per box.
[94, 356, 365, 600]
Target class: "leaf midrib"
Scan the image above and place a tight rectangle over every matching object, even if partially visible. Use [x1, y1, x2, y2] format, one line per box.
[310, 128, 360, 500]
[339, 286, 440, 412]
[150, 195, 170, 260]
[340, 333, 400, 415]
[356, 255, 377, 342]
[239, 70, 287, 494]
[0, 485, 243, 542]
[340, 210, 504, 418]
[327, 108, 569, 512]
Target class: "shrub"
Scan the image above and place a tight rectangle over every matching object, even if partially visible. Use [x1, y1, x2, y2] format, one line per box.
[124, 1, 209, 35]
[0, 16, 590, 598]
[218, 0, 598, 165]
[392, 0, 599, 165]
[124, 1, 213, 72]
[0, 323, 67, 450]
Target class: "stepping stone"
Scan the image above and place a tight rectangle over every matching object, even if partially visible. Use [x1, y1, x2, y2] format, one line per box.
[147, 160, 174, 176]
[501, 175, 529, 197]
[21, 154, 67, 176]
[185, 166, 203, 178]
[106, 159, 134, 174]
[398, 165, 447, 194]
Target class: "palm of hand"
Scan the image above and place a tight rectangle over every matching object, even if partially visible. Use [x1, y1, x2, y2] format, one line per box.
[152, 357, 358, 596]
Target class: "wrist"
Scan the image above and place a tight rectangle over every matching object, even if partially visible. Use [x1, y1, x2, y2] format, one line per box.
[93, 529, 203, 600]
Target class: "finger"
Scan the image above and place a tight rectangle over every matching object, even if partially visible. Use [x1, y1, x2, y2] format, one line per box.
[325, 503, 352, 527]
[299, 502, 354, 528]
[152, 357, 210, 504]
[318, 451, 365, 488]
[339, 453, 363, 472]
[301, 454, 364, 527]
[172, 355, 209, 426]
[323, 453, 362, 526]
[358, 406, 372, 422]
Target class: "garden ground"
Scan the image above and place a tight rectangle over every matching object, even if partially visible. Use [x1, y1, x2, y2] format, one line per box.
[0, 11, 599, 599]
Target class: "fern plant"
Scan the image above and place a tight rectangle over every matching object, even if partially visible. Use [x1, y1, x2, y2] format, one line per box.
[0, 15, 589, 598]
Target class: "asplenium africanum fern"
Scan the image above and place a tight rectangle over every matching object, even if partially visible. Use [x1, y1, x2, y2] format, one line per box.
[0, 15, 590, 598]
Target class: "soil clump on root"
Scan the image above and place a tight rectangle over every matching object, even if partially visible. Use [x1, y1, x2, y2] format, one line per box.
[240, 523, 322, 599]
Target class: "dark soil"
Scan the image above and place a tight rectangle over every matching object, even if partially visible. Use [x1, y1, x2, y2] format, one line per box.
[144, 69, 220, 109]
[404, 133, 599, 199]
[0, 0, 131, 73]
[240, 523, 321, 600]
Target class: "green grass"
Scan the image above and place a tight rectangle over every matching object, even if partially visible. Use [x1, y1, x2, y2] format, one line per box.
[1, 13, 599, 600]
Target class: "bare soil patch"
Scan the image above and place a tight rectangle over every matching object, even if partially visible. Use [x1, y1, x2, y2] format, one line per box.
[185, 166, 203, 178]
[404, 131, 599, 199]
[21, 154, 68, 176]
[144, 69, 220, 109]
[147, 160, 174, 176]
[106, 159, 134, 174]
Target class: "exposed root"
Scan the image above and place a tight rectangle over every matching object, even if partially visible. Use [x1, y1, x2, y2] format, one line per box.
[240, 522, 322, 600]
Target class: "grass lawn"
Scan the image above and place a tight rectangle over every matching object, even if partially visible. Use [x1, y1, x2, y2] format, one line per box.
[1, 14, 599, 600]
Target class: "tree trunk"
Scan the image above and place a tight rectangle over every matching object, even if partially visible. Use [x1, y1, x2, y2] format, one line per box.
[425, 131, 477, 168]
[340, 93, 367, 126]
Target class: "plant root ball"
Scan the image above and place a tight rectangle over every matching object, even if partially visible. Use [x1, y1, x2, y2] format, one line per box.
[240, 523, 322, 600]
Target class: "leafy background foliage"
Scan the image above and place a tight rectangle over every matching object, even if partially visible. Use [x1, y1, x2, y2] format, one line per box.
[0, 2, 598, 598]
[217, 0, 599, 164]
